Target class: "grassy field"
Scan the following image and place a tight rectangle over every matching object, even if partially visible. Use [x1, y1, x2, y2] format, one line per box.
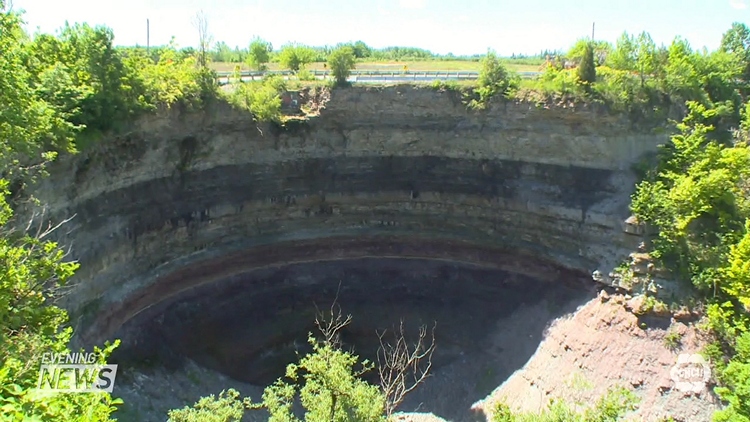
[210, 60, 542, 73]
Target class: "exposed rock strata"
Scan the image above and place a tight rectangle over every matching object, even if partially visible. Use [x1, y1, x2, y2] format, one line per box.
[24, 86, 667, 347]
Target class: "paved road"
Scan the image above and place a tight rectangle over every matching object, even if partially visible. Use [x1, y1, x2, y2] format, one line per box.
[216, 70, 541, 85]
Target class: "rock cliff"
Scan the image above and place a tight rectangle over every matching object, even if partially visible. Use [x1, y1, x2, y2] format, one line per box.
[26, 85, 666, 349]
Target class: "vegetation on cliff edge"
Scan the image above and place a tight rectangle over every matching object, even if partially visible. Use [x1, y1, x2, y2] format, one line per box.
[5, 0, 750, 419]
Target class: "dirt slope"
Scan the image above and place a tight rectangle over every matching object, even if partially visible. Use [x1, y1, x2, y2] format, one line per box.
[472, 292, 722, 422]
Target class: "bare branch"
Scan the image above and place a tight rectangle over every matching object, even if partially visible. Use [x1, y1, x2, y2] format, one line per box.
[192, 10, 212, 68]
[4, 205, 79, 300]
[313, 282, 352, 347]
[377, 320, 437, 416]
[314, 301, 352, 347]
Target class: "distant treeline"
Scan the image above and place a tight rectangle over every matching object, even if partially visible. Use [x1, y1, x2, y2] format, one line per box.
[119, 39, 549, 64]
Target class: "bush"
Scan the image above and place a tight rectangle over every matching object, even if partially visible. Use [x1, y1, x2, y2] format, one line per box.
[278, 43, 316, 73]
[247, 37, 272, 71]
[227, 79, 282, 122]
[663, 330, 683, 350]
[713, 331, 750, 421]
[534, 67, 586, 101]
[0, 9, 122, 420]
[167, 389, 251, 422]
[327, 46, 356, 86]
[469, 50, 519, 108]
[627, 100, 750, 421]
[577, 42, 596, 85]
[429, 80, 462, 92]
[130, 47, 210, 109]
[593, 66, 667, 122]
[492, 386, 638, 422]
[296, 68, 316, 82]
[257, 334, 386, 422]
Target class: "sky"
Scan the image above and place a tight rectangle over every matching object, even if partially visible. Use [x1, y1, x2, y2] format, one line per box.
[10, 0, 750, 56]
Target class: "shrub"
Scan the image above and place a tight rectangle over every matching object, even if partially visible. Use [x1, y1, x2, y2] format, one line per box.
[577, 42, 596, 85]
[257, 334, 386, 422]
[278, 43, 316, 73]
[430, 80, 461, 92]
[470, 50, 519, 108]
[0, 9, 122, 420]
[492, 387, 638, 422]
[133, 48, 209, 108]
[247, 37, 272, 71]
[663, 330, 683, 350]
[297, 68, 316, 82]
[167, 389, 251, 422]
[228, 80, 282, 122]
[535, 67, 586, 101]
[593, 66, 667, 121]
[626, 100, 750, 421]
[713, 332, 750, 421]
[327, 46, 356, 86]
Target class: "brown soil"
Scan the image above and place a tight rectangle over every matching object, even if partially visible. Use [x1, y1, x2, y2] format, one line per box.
[472, 292, 722, 422]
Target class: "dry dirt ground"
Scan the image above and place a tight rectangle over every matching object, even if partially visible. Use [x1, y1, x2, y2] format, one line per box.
[472, 291, 722, 422]
[114, 292, 722, 422]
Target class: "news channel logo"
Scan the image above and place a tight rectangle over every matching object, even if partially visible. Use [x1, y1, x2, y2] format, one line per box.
[670, 353, 711, 394]
[36, 352, 117, 393]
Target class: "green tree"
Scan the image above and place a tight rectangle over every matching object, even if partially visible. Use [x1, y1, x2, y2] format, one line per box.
[0, 8, 76, 177]
[566, 39, 611, 65]
[713, 331, 750, 421]
[134, 44, 211, 107]
[626, 100, 750, 422]
[278, 43, 315, 73]
[168, 389, 251, 422]
[606, 31, 666, 84]
[212, 41, 237, 62]
[577, 42, 596, 85]
[721, 22, 750, 85]
[174, 308, 434, 421]
[633, 32, 662, 85]
[0, 3, 121, 419]
[226, 75, 284, 122]
[470, 50, 519, 108]
[247, 37, 272, 71]
[24, 22, 149, 139]
[663, 37, 702, 102]
[724, 221, 750, 309]
[352, 41, 372, 59]
[607, 32, 638, 71]
[631, 102, 750, 285]
[259, 334, 386, 422]
[327, 46, 356, 86]
[694, 50, 743, 106]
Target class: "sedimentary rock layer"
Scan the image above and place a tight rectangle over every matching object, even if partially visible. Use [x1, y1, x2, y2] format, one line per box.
[25, 86, 665, 346]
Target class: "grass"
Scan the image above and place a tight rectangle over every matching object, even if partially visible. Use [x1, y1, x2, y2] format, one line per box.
[210, 60, 541, 73]
[663, 330, 683, 351]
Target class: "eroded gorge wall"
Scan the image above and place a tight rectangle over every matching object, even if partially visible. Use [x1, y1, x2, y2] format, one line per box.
[25, 86, 667, 346]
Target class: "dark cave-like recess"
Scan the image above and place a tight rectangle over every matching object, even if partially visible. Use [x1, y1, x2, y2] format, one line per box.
[113, 257, 592, 386]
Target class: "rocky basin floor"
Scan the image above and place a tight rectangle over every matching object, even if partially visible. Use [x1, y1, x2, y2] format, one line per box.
[113, 290, 721, 422]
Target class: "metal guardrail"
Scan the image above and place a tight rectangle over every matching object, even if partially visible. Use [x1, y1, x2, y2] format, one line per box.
[215, 69, 541, 85]
[216, 69, 481, 77]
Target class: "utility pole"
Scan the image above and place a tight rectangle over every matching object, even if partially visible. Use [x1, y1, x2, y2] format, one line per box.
[146, 19, 150, 54]
[592, 22, 595, 41]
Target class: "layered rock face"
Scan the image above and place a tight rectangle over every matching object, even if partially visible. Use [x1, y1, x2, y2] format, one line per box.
[26, 86, 665, 349]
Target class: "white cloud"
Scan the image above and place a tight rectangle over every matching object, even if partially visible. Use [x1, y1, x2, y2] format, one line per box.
[730, 0, 748, 9]
[399, 0, 427, 10]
